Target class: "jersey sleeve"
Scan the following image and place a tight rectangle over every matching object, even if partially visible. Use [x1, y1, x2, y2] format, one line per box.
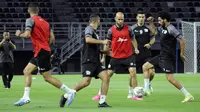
[106, 28, 112, 40]
[128, 26, 135, 39]
[85, 26, 94, 38]
[169, 25, 182, 39]
[25, 18, 34, 31]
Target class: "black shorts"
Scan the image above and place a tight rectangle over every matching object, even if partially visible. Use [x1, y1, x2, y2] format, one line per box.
[0, 62, 14, 74]
[29, 57, 38, 66]
[136, 53, 151, 72]
[108, 55, 136, 71]
[32, 49, 51, 73]
[148, 55, 175, 74]
[82, 62, 106, 79]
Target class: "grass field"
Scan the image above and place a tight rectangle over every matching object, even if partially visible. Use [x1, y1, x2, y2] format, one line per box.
[0, 74, 199, 112]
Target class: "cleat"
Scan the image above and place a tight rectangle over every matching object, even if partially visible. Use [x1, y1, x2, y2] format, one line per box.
[182, 95, 194, 103]
[127, 93, 133, 99]
[98, 102, 112, 108]
[150, 85, 153, 93]
[7, 81, 11, 89]
[59, 95, 67, 107]
[14, 98, 30, 106]
[132, 96, 143, 101]
[92, 94, 100, 100]
[144, 90, 151, 96]
[67, 91, 76, 106]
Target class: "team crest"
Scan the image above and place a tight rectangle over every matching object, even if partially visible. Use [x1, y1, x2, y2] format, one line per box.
[140, 30, 143, 34]
[144, 29, 149, 32]
[86, 70, 91, 75]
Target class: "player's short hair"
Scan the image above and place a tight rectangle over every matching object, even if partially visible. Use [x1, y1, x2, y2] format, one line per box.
[89, 13, 100, 23]
[28, 3, 39, 13]
[3, 30, 9, 33]
[158, 12, 171, 22]
[3, 30, 10, 37]
[137, 8, 145, 15]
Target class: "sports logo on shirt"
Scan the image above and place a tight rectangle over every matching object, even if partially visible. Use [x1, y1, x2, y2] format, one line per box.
[162, 30, 168, 34]
[85, 70, 91, 75]
[144, 29, 149, 32]
[108, 64, 111, 68]
[117, 37, 128, 42]
[101, 66, 105, 69]
[140, 30, 143, 34]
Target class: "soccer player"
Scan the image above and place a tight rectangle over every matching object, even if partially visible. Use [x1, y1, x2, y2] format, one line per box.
[131, 10, 156, 89]
[0, 31, 16, 89]
[59, 14, 111, 108]
[14, 3, 75, 106]
[142, 12, 194, 102]
[92, 12, 141, 100]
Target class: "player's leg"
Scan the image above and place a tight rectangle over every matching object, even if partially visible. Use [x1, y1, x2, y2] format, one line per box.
[14, 59, 37, 106]
[7, 62, 14, 88]
[163, 61, 194, 102]
[92, 69, 114, 100]
[60, 63, 95, 107]
[1, 63, 8, 88]
[37, 49, 75, 100]
[142, 55, 159, 96]
[124, 55, 137, 99]
[92, 59, 116, 100]
[97, 69, 111, 107]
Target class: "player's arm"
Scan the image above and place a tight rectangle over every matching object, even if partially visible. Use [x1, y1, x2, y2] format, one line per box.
[129, 26, 139, 54]
[49, 29, 55, 45]
[177, 37, 185, 61]
[171, 26, 185, 61]
[15, 18, 34, 38]
[0, 39, 5, 47]
[147, 16, 157, 35]
[85, 27, 109, 45]
[100, 28, 112, 64]
[9, 40, 16, 49]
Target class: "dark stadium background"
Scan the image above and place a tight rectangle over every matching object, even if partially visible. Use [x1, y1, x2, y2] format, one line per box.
[0, 0, 198, 74]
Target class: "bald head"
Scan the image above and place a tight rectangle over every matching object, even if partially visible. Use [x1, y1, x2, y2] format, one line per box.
[115, 12, 124, 18]
[115, 12, 124, 27]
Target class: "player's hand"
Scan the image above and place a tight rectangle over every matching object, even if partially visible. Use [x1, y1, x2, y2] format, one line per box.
[102, 39, 111, 45]
[144, 44, 151, 49]
[135, 49, 139, 54]
[15, 30, 21, 37]
[147, 16, 154, 22]
[180, 54, 186, 62]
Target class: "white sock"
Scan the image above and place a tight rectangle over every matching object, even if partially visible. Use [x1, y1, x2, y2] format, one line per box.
[144, 79, 150, 90]
[98, 89, 101, 95]
[99, 95, 106, 104]
[60, 84, 74, 93]
[129, 87, 133, 94]
[22, 87, 30, 99]
[180, 87, 190, 96]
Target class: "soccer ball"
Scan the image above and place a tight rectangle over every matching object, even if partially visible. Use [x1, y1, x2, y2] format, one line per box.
[134, 87, 145, 98]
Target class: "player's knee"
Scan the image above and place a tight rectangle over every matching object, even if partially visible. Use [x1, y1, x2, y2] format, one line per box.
[103, 74, 110, 83]
[108, 70, 114, 77]
[83, 78, 91, 87]
[23, 68, 31, 75]
[166, 74, 174, 82]
[129, 68, 136, 77]
[43, 75, 51, 82]
[142, 62, 151, 71]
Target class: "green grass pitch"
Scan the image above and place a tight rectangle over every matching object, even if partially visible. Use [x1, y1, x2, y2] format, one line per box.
[0, 74, 200, 112]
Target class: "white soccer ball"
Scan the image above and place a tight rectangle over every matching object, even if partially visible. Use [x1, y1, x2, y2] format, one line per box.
[134, 87, 145, 98]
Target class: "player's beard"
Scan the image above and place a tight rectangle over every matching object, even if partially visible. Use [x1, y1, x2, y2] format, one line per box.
[116, 23, 123, 28]
[162, 21, 166, 27]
